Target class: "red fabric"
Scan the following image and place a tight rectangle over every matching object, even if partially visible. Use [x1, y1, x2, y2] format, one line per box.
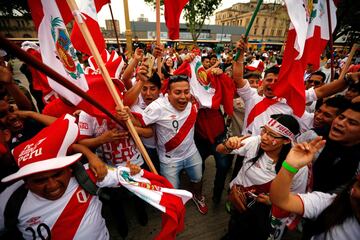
[274, 26, 328, 117]
[195, 108, 224, 144]
[51, 186, 93, 239]
[246, 97, 278, 127]
[209, 73, 235, 116]
[42, 98, 77, 118]
[142, 170, 186, 240]
[164, 103, 198, 152]
[164, 0, 189, 40]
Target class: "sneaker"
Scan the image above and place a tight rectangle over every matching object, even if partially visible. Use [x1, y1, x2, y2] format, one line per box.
[192, 195, 208, 215]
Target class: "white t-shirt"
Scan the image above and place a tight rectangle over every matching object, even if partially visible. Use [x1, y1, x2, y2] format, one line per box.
[140, 96, 198, 164]
[299, 191, 360, 240]
[78, 111, 143, 167]
[237, 81, 317, 135]
[131, 95, 157, 149]
[230, 136, 308, 194]
[0, 165, 126, 240]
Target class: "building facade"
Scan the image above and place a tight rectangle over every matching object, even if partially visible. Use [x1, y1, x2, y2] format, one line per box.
[215, 0, 290, 49]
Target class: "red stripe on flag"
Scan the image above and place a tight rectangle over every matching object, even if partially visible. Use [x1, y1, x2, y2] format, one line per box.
[246, 97, 278, 127]
[51, 186, 93, 239]
[164, 104, 197, 152]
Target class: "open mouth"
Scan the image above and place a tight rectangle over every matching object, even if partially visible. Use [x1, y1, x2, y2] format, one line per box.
[330, 126, 344, 137]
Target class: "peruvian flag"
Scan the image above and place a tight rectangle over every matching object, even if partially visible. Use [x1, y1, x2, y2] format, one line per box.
[164, 0, 189, 40]
[274, 0, 337, 116]
[28, 0, 89, 105]
[117, 167, 193, 239]
[70, 0, 109, 56]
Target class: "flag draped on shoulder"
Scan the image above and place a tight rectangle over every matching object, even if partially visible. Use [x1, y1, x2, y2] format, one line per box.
[70, 0, 108, 56]
[28, 0, 89, 105]
[116, 167, 193, 240]
[164, 0, 189, 40]
[274, 0, 337, 116]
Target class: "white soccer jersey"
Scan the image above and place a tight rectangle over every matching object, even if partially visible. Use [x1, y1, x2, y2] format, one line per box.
[131, 96, 157, 149]
[237, 81, 318, 136]
[140, 96, 198, 164]
[78, 111, 143, 167]
[298, 192, 360, 240]
[230, 136, 308, 194]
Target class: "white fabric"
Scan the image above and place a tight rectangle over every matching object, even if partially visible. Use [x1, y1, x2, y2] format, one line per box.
[230, 136, 308, 194]
[237, 81, 317, 135]
[141, 96, 198, 163]
[298, 192, 360, 240]
[78, 111, 143, 167]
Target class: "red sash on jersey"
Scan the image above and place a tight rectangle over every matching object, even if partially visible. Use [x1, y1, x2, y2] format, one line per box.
[164, 104, 198, 153]
[51, 185, 93, 239]
[246, 97, 278, 127]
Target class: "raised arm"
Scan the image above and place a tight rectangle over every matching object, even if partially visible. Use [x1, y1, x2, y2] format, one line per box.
[270, 137, 326, 214]
[121, 48, 144, 90]
[16, 110, 57, 126]
[123, 63, 149, 106]
[232, 38, 247, 88]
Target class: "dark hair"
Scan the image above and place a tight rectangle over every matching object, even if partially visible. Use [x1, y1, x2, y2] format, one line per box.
[348, 81, 360, 93]
[201, 56, 210, 62]
[264, 66, 280, 78]
[148, 72, 161, 89]
[210, 54, 217, 60]
[303, 178, 357, 239]
[244, 72, 261, 80]
[167, 75, 189, 90]
[310, 71, 326, 82]
[349, 101, 360, 113]
[323, 96, 351, 114]
[248, 114, 300, 173]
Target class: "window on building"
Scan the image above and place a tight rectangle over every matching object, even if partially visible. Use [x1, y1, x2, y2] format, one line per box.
[255, 17, 259, 24]
[271, 29, 275, 36]
[254, 28, 257, 35]
[245, 18, 250, 26]
[240, 19, 243, 26]
[277, 29, 282, 36]
[263, 18, 267, 25]
[262, 28, 265, 36]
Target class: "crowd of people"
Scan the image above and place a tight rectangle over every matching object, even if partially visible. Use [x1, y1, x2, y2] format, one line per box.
[0, 36, 359, 240]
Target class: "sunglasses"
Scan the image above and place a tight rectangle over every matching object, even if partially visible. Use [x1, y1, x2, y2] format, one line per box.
[0, 105, 14, 119]
[307, 79, 322, 86]
[169, 75, 188, 81]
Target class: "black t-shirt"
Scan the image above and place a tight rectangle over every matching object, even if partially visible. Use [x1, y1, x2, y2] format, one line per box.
[9, 119, 44, 150]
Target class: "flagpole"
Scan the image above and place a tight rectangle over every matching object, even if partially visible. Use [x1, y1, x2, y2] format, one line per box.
[326, 0, 335, 82]
[338, 43, 359, 81]
[156, 0, 161, 75]
[233, 0, 263, 61]
[66, 0, 158, 174]
[108, 1, 121, 52]
[123, 0, 133, 57]
[0, 34, 121, 125]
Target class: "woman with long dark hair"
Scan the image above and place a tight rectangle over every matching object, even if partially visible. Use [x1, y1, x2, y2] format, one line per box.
[217, 114, 306, 240]
[270, 137, 360, 240]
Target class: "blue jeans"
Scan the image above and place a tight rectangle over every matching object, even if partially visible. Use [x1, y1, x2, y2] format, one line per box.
[160, 151, 203, 189]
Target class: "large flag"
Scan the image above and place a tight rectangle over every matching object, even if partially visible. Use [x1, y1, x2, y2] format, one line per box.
[274, 0, 337, 116]
[28, 0, 89, 105]
[117, 167, 192, 239]
[70, 0, 108, 56]
[164, 0, 189, 40]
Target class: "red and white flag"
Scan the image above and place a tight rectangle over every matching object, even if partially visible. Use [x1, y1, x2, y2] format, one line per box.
[164, 0, 189, 40]
[117, 167, 192, 239]
[274, 0, 337, 116]
[28, 0, 89, 105]
[70, 0, 109, 56]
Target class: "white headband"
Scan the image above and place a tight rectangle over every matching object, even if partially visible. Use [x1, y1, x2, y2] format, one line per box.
[266, 118, 295, 141]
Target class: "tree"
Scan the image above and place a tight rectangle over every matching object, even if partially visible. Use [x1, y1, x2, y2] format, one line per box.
[144, 0, 222, 43]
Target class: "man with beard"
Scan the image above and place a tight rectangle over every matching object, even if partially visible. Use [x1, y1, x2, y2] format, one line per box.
[233, 39, 354, 136]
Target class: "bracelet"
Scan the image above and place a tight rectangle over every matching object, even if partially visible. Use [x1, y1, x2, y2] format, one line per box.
[282, 161, 299, 174]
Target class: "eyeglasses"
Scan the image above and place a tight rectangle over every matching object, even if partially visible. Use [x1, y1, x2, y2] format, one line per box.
[260, 126, 285, 140]
[307, 79, 322, 86]
[169, 75, 188, 81]
[0, 105, 14, 119]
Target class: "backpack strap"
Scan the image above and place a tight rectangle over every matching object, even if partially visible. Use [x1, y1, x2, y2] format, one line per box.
[71, 161, 109, 200]
[3, 183, 28, 240]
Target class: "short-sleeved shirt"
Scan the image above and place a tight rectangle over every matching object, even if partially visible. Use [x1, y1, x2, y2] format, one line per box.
[78, 111, 143, 167]
[298, 192, 360, 240]
[230, 136, 308, 194]
[141, 96, 198, 164]
[237, 81, 317, 135]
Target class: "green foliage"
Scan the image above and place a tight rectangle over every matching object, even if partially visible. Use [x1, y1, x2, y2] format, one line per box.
[144, 0, 222, 42]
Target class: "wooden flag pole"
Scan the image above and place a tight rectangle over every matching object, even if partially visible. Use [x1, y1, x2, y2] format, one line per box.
[156, 0, 161, 75]
[338, 43, 359, 81]
[108, 1, 121, 52]
[66, 0, 158, 174]
[326, 0, 335, 82]
[233, 0, 263, 61]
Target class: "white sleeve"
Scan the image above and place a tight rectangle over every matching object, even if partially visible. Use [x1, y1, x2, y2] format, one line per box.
[305, 88, 318, 103]
[290, 166, 308, 193]
[96, 165, 124, 187]
[298, 192, 336, 219]
[298, 112, 314, 132]
[78, 111, 95, 137]
[236, 81, 258, 102]
[231, 136, 261, 156]
[142, 102, 162, 126]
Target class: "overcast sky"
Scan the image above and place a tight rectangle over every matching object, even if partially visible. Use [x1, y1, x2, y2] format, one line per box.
[97, 0, 248, 33]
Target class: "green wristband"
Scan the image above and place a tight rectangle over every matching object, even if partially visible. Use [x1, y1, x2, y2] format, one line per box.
[282, 161, 299, 174]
